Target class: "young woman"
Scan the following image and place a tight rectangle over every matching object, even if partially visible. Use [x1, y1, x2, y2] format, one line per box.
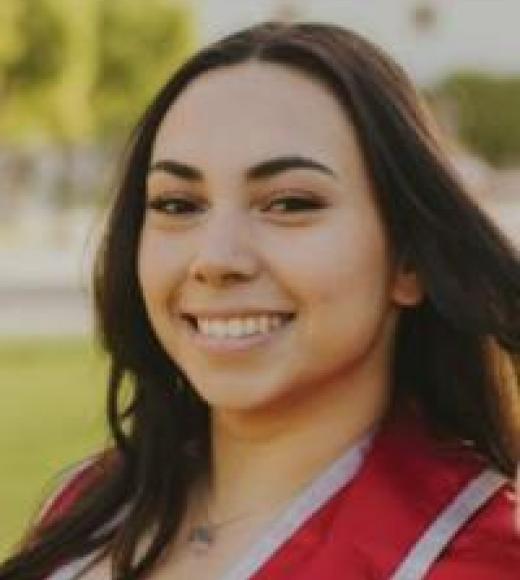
[1, 21, 519, 579]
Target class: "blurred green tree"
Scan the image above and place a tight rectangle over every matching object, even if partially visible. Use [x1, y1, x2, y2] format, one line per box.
[0, 0, 195, 144]
[0, 1, 25, 77]
[435, 73, 520, 166]
[95, 0, 194, 138]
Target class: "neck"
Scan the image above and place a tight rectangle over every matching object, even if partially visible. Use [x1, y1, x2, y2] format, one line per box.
[206, 366, 390, 521]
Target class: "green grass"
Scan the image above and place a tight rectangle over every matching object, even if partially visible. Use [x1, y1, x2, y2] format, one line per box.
[0, 337, 108, 559]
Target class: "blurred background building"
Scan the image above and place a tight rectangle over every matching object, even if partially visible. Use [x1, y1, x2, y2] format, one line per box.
[1, 0, 519, 337]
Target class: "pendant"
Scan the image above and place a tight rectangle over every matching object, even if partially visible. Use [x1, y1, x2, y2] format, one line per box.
[187, 525, 215, 555]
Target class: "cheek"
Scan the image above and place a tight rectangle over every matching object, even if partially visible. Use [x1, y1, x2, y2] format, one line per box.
[137, 235, 157, 300]
[137, 230, 181, 308]
[278, 218, 390, 311]
[306, 244, 393, 370]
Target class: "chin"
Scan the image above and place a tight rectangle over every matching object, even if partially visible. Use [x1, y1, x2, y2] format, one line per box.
[200, 390, 279, 413]
[200, 382, 306, 418]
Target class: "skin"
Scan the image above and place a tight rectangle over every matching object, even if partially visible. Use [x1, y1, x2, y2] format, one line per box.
[138, 61, 423, 528]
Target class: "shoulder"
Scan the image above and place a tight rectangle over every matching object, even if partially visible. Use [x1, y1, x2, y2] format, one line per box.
[429, 481, 520, 579]
[37, 449, 120, 529]
[328, 408, 520, 578]
[31, 451, 124, 579]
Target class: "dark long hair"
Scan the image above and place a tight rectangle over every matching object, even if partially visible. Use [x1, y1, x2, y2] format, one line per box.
[2, 21, 519, 579]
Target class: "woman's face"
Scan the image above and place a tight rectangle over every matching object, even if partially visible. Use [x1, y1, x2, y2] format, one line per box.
[138, 62, 421, 414]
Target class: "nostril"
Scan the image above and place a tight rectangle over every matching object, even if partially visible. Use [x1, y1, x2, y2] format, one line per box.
[280, 313, 296, 323]
[181, 314, 198, 328]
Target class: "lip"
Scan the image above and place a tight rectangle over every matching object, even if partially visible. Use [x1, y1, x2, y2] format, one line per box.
[180, 313, 296, 354]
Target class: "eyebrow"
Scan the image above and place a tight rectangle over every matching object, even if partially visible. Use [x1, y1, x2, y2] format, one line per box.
[147, 155, 338, 182]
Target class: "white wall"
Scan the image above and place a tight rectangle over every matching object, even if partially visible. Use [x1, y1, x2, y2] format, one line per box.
[199, 0, 520, 84]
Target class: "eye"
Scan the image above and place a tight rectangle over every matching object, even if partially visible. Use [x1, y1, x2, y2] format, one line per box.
[263, 193, 327, 214]
[146, 196, 203, 215]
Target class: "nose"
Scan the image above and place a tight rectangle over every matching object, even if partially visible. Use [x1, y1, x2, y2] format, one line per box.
[188, 211, 260, 287]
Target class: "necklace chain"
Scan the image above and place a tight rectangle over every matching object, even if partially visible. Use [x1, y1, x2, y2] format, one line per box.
[186, 488, 303, 555]
[185, 435, 375, 556]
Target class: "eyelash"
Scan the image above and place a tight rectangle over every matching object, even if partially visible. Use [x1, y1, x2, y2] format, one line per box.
[145, 193, 327, 216]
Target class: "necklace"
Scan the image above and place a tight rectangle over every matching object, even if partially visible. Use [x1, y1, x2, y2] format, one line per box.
[185, 430, 378, 556]
[186, 491, 302, 555]
[187, 513, 255, 554]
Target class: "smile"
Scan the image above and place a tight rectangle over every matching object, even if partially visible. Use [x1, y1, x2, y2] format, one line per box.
[180, 313, 296, 354]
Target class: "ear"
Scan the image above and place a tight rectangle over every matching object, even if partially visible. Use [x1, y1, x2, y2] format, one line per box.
[390, 258, 424, 307]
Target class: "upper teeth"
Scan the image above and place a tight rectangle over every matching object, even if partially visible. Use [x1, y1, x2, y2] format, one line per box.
[195, 315, 289, 338]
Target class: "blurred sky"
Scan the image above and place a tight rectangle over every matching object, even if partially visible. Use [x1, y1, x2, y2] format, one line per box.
[199, 0, 520, 84]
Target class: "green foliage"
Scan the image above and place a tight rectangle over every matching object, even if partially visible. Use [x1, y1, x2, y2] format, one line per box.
[436, 72, 520, 166]
[0, 2, 26, 69]
[0, 0, 195, 144]
[96, 0, 194, 137]
[6, 0, 66, 87]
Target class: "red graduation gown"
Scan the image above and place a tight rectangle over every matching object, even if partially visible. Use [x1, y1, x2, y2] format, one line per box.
[251, 406, 520, 579]
[43, 405, 520, 579]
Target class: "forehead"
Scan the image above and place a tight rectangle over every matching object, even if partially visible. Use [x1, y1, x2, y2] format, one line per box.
[150, 61, 361, 173]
